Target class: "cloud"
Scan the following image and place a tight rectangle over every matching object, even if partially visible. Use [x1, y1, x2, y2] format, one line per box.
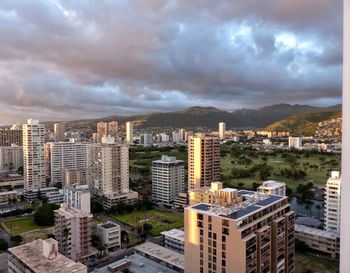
[0, 0, 342, 123]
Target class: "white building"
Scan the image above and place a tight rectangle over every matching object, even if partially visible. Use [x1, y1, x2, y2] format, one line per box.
[47, 142, 87, 186]
[54, 203, 95, 262]
[23, 119, 46, 195]
[97, 221, 121, 252]
[0, 144, 23, 172]
[54, 123, 65, 142]
[87, 136, 138, 209]
[219, 122, 226, 140]
[63, 185, 91, 214]
[288, 136, 302, 149]
[8, 239, 87, 273]
[45, 190, 64, 205]
[152, 155, 185, 206]
[161, 229, 185, 254]
[126, 122, 133, 143]
[325, 171, 341, 234]
[258, 180, 286, 196]
[141, 133, 153, 146]
[172, 131, 180, 143]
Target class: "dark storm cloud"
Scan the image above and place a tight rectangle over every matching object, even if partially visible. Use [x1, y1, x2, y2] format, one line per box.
[0, 0, 342, 123]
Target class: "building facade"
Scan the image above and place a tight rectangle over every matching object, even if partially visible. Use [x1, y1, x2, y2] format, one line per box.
[258, 181, 286, 196]
[0, 129, 22, 146]
[97, 221, 121, 252]
[288, 137, 302, 150]
[152, 155, 185, 206]
[126, 122, 133, 143]
[23, 119, 46, 194]
[0, 145, 23, 172]
[63, 184, 91, 214]
[188, 134, 220, 190]
[54, 123, 65, 142]
[185, 190, 295, 273]
[219, 122, 226, 140]
[325, 171, 341, 234]
[161, 229, 185, 254]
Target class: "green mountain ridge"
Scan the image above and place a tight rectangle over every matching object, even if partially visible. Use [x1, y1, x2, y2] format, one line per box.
[264, 111, 342, 136]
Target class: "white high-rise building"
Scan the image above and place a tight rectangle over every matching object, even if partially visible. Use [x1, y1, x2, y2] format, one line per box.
[152, 155, 185, 206]
[219, 122, 226, 140]
[141, 133, 153, 146]
[54, 123, 65, 142]
[288, 136, 302, 149]
[63, 185, 91, 214]
[0, 144, 23, 172]
[172, 131, 180, 143]
[341, 1, 350, 271]
[23, 119, 46, 194]
[87, 136, 138, 209]
[325, 171, 342, 234]
[126, 122, 133, 143]
[47, 142, 87, 186]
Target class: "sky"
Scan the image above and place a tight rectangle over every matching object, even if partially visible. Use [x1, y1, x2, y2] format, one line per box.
[0, 0, 342, 123]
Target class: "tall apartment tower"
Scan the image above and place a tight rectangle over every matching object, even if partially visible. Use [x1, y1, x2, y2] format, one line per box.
[46, 142, 87, 186]
[54, 203, 94, 262]
[0, 145, 23, 172]
[97, 122, 109, 143]
[152, 155, 185, 206]
[108, 121, 118, 137]
[219, 122, 226, 140]
[54, 123, 65, 142]
[325, 171, 341, 234]
[185, 190, 295, 273]
[126, 122, 133, 143]
[0, 129, 22, 146]
[341, 1, 350, 271]
[87, 136, 137, 209]
[23, 119, 46, 193]
[288, 137, 302, 150]
[188, 133, 220, 190]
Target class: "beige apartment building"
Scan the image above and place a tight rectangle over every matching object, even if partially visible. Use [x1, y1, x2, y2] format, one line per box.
[188, 133, 220, 190]
[0, 129, 22, 146]
[0, 145, 23, 172]
[185, 189, 295, 273]
[54, 203, 96, 263]
[97, 122, 109, 143]
[54, 123, 65, 142]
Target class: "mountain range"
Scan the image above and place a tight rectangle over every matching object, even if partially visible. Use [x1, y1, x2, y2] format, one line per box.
[51, 103, 342, 131]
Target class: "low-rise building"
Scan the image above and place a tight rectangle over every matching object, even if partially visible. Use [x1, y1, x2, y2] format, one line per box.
[45, 190, 64, 205]
[173, 192, 188, 210]
[258, 180, 286, 196]
[295, 224, 338, 258]
[8, 238, 87, 273]
[161, 229, 185, 254]
[0, 191, 18, 205]
[97, 221, 121, 252]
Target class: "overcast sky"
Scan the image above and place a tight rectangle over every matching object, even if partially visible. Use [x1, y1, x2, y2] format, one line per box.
[0, 0, 342, 123]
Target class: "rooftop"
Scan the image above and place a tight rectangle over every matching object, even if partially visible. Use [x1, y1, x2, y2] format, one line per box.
[8, 239, 87, 273]
[190, 190, 285, 220]
[100, 221, 120, 229]
[259, 180, 285, 189]
[134, 242, 184, 270]
[160, 229, 185, 242]
[295, 224, 338, 240]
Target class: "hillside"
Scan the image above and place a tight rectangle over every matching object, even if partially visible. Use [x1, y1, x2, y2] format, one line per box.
[45, 104, 342, 130]
[264, 111, 342, 136]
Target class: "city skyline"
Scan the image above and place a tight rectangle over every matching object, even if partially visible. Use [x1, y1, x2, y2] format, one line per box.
[0, 0, 342, 123]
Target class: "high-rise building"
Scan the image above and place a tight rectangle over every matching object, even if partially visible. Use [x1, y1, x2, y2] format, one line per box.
[46, 142, 87, 186]
[219, 122, 226, 140]
[141, 133, 153, 146]
[188, 133, 220, 190]
[258, 180, 286, 196]
[152, 155, 185, 206]
[179, 128, 186, 142]
[64, 168, 87, 187]
[185, 189, 295, 273]
[325, 171, 341, 234]
[54, 203, 95, 262]
[0, 144, 23, 172]
[172, 131, 180, 143]
[126, 122, 133, 143]
[0, 129, 22, 146]
[97, 122, 109, 143]
[8, 238, 87, 273]
[23, 119, 46, 194]
[87, 136, 138, 209]
[54, 123, 65, 142]
[288, 136, 302, 150]
[63, 185, 91, 214]
[341, 1, 350, 271]
[108, 121, 118, 137]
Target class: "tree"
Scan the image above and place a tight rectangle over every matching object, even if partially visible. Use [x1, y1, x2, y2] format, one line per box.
[143, 223, 153, 232]
[0, 239, 8, 251]
[121, 230, 129, 246]
[91, 200, 104, 214]
[11, 235, 23, 246]
[91, 233, 103, 250]
[33, 203, 59, 226]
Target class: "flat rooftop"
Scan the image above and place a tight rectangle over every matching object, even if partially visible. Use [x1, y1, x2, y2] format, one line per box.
[295, 224, 338, 240]
[135, 242, 184, 270]
[160, 229, 185, 242]
[100, 222, 119, 229]
[190, 190, 285, 220]
[8, 239, 87, 273]
[259, 180, 285, 189]
[94, 253, 178, 273]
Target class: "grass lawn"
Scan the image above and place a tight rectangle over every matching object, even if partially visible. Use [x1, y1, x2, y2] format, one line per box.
[112, 209, 184, 236]
[2, 216, 52, 235]
[295, 252, 339, 273]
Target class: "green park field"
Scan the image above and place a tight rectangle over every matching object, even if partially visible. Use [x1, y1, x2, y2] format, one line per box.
[2, 216, 52, 235]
